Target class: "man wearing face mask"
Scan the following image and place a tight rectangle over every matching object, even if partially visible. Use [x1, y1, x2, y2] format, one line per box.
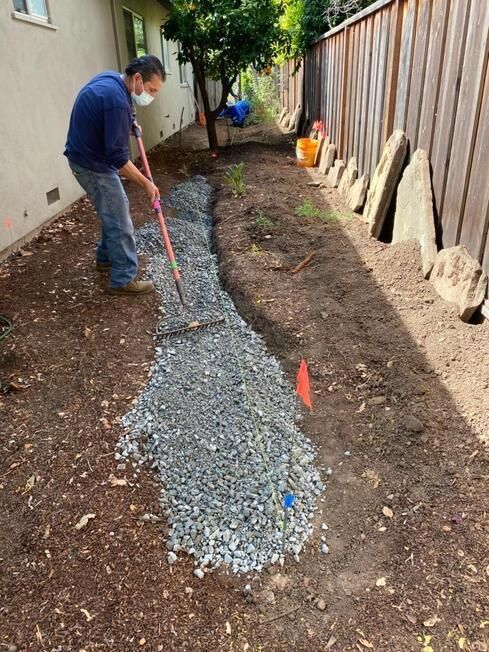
[64, 55, 165, 295]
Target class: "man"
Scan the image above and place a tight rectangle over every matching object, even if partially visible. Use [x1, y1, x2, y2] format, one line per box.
[64, 55, 165, 295]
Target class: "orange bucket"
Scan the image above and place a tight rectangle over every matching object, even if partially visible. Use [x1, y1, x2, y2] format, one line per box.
[296, 138, 318, 168]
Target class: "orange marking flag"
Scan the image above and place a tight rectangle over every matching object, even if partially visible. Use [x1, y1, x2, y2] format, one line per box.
[296, 359, 312, 409]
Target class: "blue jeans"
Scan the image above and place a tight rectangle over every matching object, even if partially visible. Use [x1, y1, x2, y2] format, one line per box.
[69, 161, 138, 288]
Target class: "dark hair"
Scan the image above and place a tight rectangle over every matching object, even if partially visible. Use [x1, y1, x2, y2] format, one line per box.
[125, 55, 166, 82]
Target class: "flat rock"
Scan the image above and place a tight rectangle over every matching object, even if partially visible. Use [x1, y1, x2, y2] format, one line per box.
[392, 149, 437, 278]
[319, 143, 336, 175]
[348, 173, 369, 212]
[338, 157, 358, 198]
[288, 104, 301, 132]
[325, 159, 345, 188]
[280, 112, 291, 129]
[315, 134, 330, 166]
[278, 107, 288, 123]
[365, 130, 407, 239]
[430, 246, 488, 321]
[313, 134, 325, 167]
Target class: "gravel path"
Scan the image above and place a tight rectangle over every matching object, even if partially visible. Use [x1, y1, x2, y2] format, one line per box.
[118, 177, 323, 574]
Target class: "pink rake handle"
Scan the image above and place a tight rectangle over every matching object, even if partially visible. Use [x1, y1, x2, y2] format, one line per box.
[132, 122, 187, 307]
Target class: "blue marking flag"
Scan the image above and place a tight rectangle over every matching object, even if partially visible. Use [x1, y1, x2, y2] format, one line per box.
[283, 493, 295, 509]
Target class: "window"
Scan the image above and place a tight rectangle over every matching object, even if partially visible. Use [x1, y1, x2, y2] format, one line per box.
[13, 0, 48, 20]
[160, 31, 171, 74]
[177, 42, 187, 85]
[123, 8, 147, 62]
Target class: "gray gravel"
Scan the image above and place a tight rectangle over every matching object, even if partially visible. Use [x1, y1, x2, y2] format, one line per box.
[117, 176, 323, 574]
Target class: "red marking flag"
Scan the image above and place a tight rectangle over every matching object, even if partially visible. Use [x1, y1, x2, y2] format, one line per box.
[296, 359, 312, 409]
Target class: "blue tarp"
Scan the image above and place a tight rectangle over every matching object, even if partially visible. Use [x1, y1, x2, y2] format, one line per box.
[219, 100, 250, 127]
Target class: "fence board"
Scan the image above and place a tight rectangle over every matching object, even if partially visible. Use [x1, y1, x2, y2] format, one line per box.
[334, 33, 344, 144]
[382, 0, 403, 141]
[430, 0, 471, 221]
[460, 62, 489, 260]
[353, 22, 366, 159]
[405, 0, 432, 151]
[358, 16, 373, 173]
[320, 41, 325, 123]
[347, 22, 360, 155]
[329, 38, 336, 137]
[417, 0, 450, 154]
[316, 43, 320, 127]
[341, 26, 353, 157]
[365, 11, 382, 177]
[441, 1, 489, 248]
[329, 38, 336, 140]
[335, 33, 344, 142]
[370, 8, 390, 173]
[393, 0, 417, 130]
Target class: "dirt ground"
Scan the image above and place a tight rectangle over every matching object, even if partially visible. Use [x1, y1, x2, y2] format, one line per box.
[1, 121, 488, 651]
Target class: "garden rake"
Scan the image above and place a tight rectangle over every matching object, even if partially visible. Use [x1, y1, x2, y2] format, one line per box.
[132, 121, 224, 338]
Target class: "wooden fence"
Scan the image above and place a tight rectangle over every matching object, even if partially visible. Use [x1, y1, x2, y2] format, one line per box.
[276, 0, 489, 280]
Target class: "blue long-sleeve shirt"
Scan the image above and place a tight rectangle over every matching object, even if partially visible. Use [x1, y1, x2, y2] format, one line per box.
[64, 72, 133, 173]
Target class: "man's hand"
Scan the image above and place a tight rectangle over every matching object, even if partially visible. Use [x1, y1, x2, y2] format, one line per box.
[144, 179, 160, 204]
[119, 160, 160, 206]
[132, 120, 143, 136]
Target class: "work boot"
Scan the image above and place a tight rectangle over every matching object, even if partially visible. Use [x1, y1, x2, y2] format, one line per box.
[96, 261, 111, 272]
[108, 279, 154, 296]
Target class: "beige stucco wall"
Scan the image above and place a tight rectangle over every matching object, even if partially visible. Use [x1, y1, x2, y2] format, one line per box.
[0, 0, 195, 258]
[114, 1, 195, 155]
[0, 0, 118, 256]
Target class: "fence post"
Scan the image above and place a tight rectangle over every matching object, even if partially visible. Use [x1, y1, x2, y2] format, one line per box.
[382, 0, 404, 142]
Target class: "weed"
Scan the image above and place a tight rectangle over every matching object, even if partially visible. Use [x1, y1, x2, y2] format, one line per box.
[224, 162, 246, 197]
[295, 198, 322, 219]
[317, 211, 352, 223]
[249, 243, 262, 255]
[295, 199, 351, 223]
[254, 209, 273, 230]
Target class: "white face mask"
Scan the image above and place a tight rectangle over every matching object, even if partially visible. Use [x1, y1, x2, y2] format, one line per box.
[131, 77, 155, 106]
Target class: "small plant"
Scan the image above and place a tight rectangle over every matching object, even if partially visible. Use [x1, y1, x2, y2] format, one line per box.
[317, 211, 352, 223]
[295, 199, 351, 223]
[254, 209, 273, 230]
[249, 243, 262, 255]
[295, 198, 323, 219]
[224, 162, 246, 197]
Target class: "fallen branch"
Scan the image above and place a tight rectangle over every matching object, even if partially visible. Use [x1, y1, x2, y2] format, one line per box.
[291, 250, 316, 274]
[257, 605, 300, 626]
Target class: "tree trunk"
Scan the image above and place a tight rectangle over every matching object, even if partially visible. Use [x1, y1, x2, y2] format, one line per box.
[192, 60, 218, 150]
[205, 115, 219, 151]
[190, 55, 233, 151]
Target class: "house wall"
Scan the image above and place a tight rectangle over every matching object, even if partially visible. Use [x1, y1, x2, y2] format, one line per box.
[0, 0, 117, 256]
[0, 0, 195, 258]
[113, 0, 195, 158]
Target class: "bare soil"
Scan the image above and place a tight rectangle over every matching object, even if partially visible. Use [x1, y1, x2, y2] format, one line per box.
[1, 122, 488, 651]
